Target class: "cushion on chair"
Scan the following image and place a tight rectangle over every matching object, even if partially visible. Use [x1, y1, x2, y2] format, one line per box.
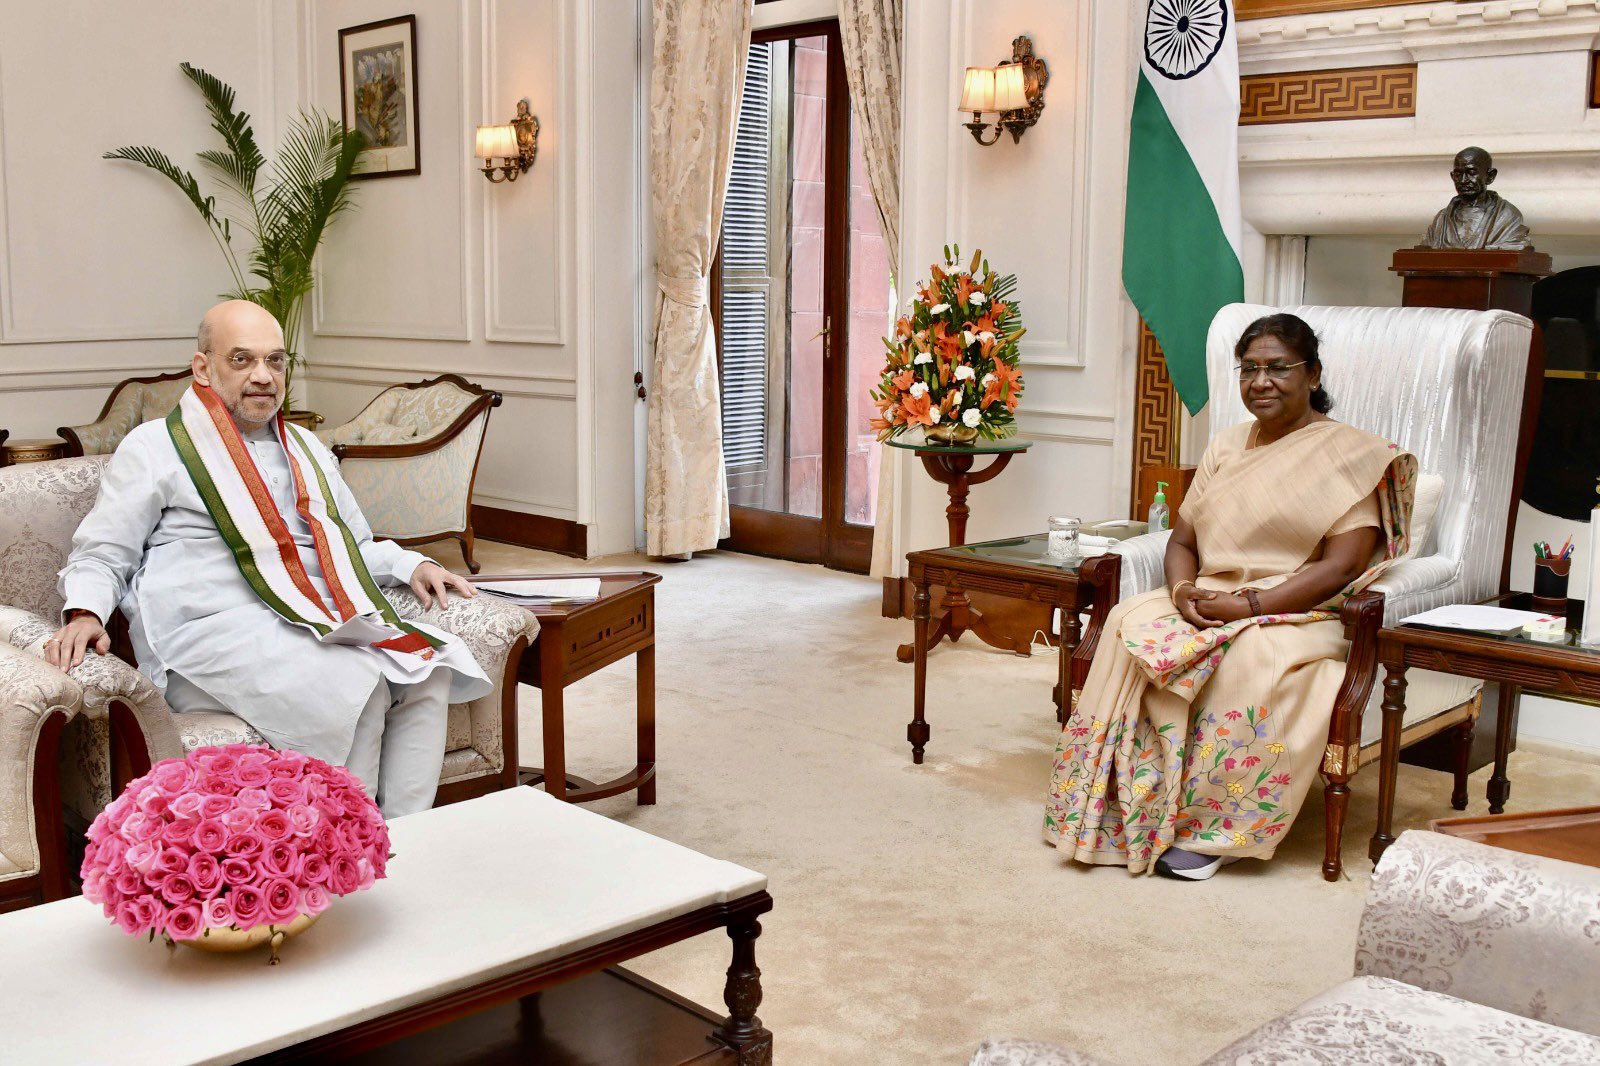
[0, 458, 113, 620]
[322, 381, 477, 448]
[1401, 473, 1444, 560]
[1200, 976, 1600, 1064]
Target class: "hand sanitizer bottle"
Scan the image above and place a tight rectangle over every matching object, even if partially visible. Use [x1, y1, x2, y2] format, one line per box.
[1148, 481, 1170, 532]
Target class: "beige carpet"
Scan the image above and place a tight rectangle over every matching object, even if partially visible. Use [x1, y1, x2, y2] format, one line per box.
[437, 540, 1600, 1065]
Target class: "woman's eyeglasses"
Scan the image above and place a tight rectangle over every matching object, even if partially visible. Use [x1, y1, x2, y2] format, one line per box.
[1235, 360, 1306, 382]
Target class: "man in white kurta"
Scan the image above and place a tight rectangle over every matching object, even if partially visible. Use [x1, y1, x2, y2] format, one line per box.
[47, 301, 490, 817]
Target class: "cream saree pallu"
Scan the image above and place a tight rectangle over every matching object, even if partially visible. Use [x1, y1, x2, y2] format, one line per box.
[1044, 421, 1416, 873]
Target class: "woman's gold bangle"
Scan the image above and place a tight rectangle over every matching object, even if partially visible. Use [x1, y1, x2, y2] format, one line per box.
[1171, 580, 1196, 597]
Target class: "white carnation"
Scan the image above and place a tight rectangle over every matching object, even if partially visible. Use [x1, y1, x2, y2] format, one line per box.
[929, 407, 942, 424]
[962, 408, 982, 428]
[962, 330, 976, 347]
[953, 365, 976, 381]
[930, 303, 951, 315]
[909, 382, 928, 398]
[981, 372, 996, 386]
[969, 292, 987, 305]
[913, 351, 933, 365]
[978, 331, 996, 344]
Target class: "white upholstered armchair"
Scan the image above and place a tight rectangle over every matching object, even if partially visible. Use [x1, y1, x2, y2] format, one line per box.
[1085, 303, 1533, 881]
[0, 456, 535, 909]
[58, 369, 192, 458]
[316, 374, 501, 573]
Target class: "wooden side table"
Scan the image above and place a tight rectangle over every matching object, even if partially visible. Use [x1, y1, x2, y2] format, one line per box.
[886, 437, 1032, 661]
[904, 535, 1121, 763]
[475, 571, 660, 804]
[1372, 593, 1600, 866]
[2, 437, 67, 466]
[1430, 806, 1600, 869]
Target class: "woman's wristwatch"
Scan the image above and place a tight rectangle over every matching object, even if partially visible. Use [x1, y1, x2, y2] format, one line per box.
[1243, 589, 1262, 616]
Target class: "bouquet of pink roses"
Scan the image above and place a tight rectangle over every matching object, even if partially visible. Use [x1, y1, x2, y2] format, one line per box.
[80, 744, 390, 944]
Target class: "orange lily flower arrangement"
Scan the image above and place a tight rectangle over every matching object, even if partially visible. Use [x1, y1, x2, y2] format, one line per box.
[870, 245, 1026, 444]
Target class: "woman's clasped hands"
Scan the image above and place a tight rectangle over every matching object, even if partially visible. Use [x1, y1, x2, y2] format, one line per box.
[1172, 582, 1251, 630]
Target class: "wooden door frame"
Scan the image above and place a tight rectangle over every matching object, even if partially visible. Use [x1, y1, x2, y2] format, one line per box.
[714, 18, 870, 573]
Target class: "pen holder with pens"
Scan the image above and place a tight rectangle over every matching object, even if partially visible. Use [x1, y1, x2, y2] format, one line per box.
[1532, 554, 1571, 612]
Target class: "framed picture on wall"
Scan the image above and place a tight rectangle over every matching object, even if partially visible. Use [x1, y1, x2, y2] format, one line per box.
[339, 14, 420, 179]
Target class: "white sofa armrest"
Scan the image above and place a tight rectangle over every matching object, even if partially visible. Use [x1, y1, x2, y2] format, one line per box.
[1365, 554, 1464, 625]
[1108, 530, 1171, 600]
[0, 641, 85, 881]
[1355, 830, 1600, 1037]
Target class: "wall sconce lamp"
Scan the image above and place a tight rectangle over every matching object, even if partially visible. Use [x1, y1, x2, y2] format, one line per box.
[959, 35, 1049, 146]
[474, 98, 539, 182]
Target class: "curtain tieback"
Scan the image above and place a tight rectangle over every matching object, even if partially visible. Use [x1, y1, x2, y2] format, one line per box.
[657, 273, 709, 308]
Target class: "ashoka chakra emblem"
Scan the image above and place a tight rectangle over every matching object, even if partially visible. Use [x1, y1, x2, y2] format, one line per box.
[1145, 0, 1228, 81]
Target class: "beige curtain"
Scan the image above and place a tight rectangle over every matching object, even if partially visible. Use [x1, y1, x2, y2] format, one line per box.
[839, 0, 904, 578]
[645, 0, 752, 557]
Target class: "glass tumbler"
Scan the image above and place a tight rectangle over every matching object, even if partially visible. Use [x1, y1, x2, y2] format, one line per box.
[1046, 515, 1081, 563]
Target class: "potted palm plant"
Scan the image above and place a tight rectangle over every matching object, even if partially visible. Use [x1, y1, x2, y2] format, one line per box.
[105, 63, 366, 421]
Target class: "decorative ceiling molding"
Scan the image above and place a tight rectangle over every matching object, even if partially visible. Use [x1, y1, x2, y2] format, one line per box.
[1239, 0, 1600, 73]
[1240, 63, 1417, 123]
[1239, 1, 1428, 18]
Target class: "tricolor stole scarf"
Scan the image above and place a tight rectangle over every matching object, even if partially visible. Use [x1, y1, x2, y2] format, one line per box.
[166, 383, 440, 656]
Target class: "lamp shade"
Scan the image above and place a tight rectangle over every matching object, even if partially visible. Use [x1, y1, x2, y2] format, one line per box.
[958, 67, 996, 114]
[993, 64, 1028, 112]
[475, 124, 518, 160]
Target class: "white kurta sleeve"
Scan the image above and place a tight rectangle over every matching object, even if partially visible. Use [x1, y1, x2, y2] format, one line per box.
[311, 436, 429, 587]
[57, 434, 166, 624]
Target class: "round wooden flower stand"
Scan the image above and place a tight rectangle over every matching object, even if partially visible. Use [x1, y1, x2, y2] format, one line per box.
[886, 437, 1032, 662]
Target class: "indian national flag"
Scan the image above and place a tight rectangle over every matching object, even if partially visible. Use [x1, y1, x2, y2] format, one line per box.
[1122, 0, 1244, 416]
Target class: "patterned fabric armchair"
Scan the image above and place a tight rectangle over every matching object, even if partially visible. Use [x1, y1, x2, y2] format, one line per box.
[971, 830, 1600, 1065]
[0, 456, 535, 910]
[316, 374, 501, 573]
[58, 369, 193, 458]
[1090, 304, 1533, 880]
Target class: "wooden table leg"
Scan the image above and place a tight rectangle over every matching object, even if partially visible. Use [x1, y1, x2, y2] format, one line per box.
[908, 578, 931, 764]
[1488, 683, 1520, 815]
[1056, 601, 1079, 725]
[541, 630, 568, 802]
[1368, 663, 1407, 866]
[637, 642, 656, 806]
[712, 918, 772, 1065]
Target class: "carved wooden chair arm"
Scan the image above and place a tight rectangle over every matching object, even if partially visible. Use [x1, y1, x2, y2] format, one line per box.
[1069, 553, 1124, 693]
[1324, 589, 1387, 774]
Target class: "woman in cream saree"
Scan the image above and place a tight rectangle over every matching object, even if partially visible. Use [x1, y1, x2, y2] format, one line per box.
[1044, 314, 1416, 879]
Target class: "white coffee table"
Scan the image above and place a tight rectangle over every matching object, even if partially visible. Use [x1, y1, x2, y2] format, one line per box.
[0, 788, 772, 1064]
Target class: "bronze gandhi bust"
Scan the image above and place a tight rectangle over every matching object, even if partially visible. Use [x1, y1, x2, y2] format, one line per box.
[1419, 147, 1531, 251]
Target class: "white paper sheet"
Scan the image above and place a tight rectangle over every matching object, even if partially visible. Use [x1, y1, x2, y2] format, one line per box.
[1400, 605, 1559, 633]
[476, 577, 602, 601]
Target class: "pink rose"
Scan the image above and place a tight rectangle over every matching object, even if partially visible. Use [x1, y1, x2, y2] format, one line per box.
[151, 760, 196, 794]
[168, 792, 205, 820]
[197, 751, 238, 777]
[155, 848, 189, 878]
[162, 820, 199, 850]
[124, 840, 159, 876]
[312, 824, 341, 856]
[262, 878, 302, 924]
[196, 773, 233, 794]
[159, 873, 197, 906]
[188, 853, 223, 897]
[221, 807, 257, 834]
[229, 885, 266, 928]
[313, 794, 344, 820]
[336, 822, 363, 853]
[302, 884, 331, 915]
[114, 899, 146, 936]
[260, 840, 298, 879]
[219, 857, 254, 887]
[356, 856, 375, 891]
[235, 754, 273, 789]
[339, 789, 372, 818]
[82, 870, 107, 905]
[117, 811, 148, 845]
[299, 853, 330, 885]
[255, 809, 293, 842]
[203, 894, 234, 929]
[191, 819, 228, 853]
[269, 752, 308, 779]
[287, 805, 320, 837]
[266, 779, 306, 807]
[236, 788, 271, 812]
[114, 870, 143, 897]
[135, 784, 170, 817]
[224, 831, 265, 860]
[166, 903, 203, 941]
[198, 794, 233, 820]
[329, 855, 360, 895]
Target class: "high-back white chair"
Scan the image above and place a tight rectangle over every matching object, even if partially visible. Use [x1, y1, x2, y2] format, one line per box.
[1098, 303, 1533, 880]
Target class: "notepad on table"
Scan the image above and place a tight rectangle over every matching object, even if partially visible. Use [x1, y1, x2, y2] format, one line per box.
[1400, 605, 1558, 634]
[476, 577, 602, 603]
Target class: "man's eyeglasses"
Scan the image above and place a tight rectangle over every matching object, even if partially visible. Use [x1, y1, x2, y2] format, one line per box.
[210, 351, 288, 374]
[1235, 360, 1307, 382]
